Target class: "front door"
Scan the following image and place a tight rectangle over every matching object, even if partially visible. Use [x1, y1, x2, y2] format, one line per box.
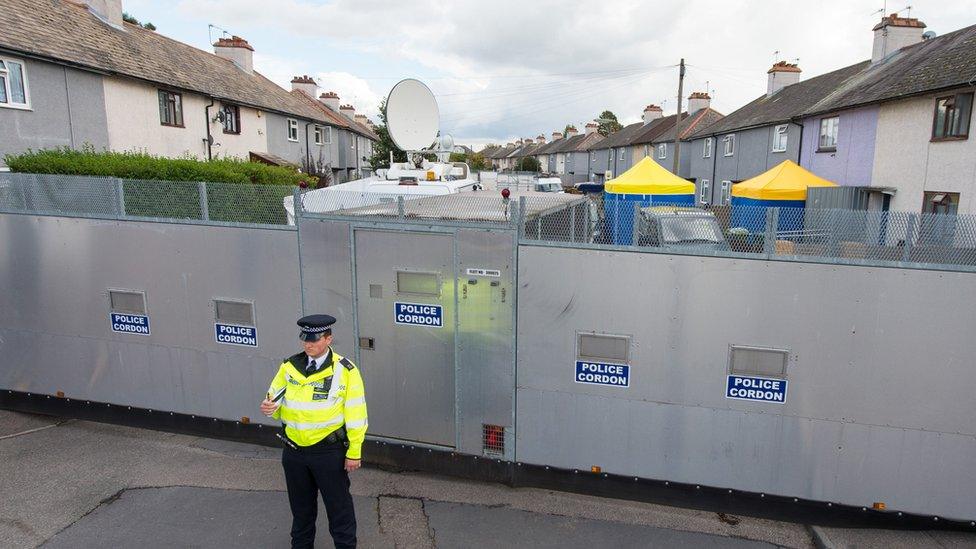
[354, 229, 456, 447]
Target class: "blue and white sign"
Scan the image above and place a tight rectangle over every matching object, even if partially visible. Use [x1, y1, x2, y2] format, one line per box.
[394, 302, 443, 328]
[110, 313, 150, 336]
[575, 361, 630, 388]
[215, 323, 258, 347]
[726, 375, 788, 403]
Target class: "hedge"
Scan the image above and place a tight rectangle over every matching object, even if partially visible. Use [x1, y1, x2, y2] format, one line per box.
[4, 148, 311, 224]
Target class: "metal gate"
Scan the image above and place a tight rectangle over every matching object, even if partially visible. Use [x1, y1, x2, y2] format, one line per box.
[353, 229, 457, 447]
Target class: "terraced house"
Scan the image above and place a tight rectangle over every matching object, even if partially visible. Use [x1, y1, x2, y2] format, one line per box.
[0, 0, 377, 181]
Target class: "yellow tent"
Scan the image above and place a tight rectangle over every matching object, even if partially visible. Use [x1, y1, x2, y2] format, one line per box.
[731, 160, 838, 201]
[605, 156, 696, 195]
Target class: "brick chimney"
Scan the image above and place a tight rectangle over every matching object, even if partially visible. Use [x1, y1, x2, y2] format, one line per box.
[339, 104, 355, 121]
[551, 131, 563, 141]
[319, 91, 340, 112]
[687, 92, 711, 113]
[85, 0, 123, 28]
[524, 137, 535, 144]
[354, 114, 369, 127]
[565, 125, 579, 137]
[536, 134, 546, 143]
[872, 15, 926, 64]
[213, 36, 255, 74]
[767, 61, 801, 96]
[585, 122, 599, 136]
[290, 75, 317, 97]
[642, 105, 663, 125]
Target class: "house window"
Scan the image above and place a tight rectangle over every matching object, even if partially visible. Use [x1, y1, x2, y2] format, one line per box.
[922, 192, 960, 215]
[618, 149, 625, 161]
[158, 90, 184, 127]
[932, 93, 973, 140]
[720, 180, 732, 205]
[699, 180, 710, 204]
[723, 134, 735, 156]
[313, 125, 323, 145]
[0, 57, 30, 109]
[323, 126, 332, 144]
[657, 143, 667, 159]
[772, 124, 788, 152]
[818, 116, 839, 151]
[702, 137, 712, 158]
[222, 104, 240, 134]
[287, 119, 299, 142]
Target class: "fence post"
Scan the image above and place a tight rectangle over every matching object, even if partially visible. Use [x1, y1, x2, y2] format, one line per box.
[764, 208, 779, 257]
[903, 213, 917, 262]
[570, 203, 576, 243]
[632, 202, 641, 246]
[518, 196, 527, 240]
[292, 186, 303, 219]
[115, 177, 126, 218]
[198, 181, 210, 221]
[397, 195, 405, 220]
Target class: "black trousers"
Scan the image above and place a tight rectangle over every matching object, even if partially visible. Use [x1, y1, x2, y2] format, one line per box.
[281, 442, 357, 549]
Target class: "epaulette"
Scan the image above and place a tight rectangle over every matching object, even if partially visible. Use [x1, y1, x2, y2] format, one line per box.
[339, 357, 354, 370]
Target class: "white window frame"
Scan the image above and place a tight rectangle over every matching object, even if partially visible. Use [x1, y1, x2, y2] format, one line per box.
[657, 143, 667, 160]
[313, 125, 323, 145]
[323, 126, 332, 144]
[699, 179, 710, 204]
[702, 137, 712, 158]
[818, 116, 839, 151]
[0, 56, 31, 110]
[618, 149, 625, 161]
[772, 124, 788, 152]
[287, 119, 299, 142]
[720, 180, 732, 205]
[723, 134, 735, 157]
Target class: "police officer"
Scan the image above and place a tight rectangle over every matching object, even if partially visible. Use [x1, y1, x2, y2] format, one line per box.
[260, 314, 368, 549]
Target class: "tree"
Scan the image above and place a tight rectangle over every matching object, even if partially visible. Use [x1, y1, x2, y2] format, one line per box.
[448, 151, 489, 171]
[514, 156, 540, 172]
[122, 12, 156, 30]
[367, 98, 407, 170]
[564, 124, 574, 136]
[597, 110, 623, 137]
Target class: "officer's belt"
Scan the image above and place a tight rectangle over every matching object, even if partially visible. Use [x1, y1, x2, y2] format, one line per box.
[286, 425, 348, 450]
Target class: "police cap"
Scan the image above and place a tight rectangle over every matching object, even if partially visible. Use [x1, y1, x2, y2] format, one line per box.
[298, 314, 336, 342]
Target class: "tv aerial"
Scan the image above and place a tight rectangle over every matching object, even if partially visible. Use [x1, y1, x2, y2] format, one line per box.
[386, 78, 440, 166]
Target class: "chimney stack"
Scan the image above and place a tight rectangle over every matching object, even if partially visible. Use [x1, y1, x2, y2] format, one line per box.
[642, 105, 663, 125]
[551, 131, 563, 141]
[872, 15, 926, 64]
[86, 0, 123, 28]
[319, 91, 340, 112]
[536, 134, 547, 143]
[290, 75, 318, 98]
[214, 35, 254, 74]
[767, 61, 801, 96]
[687, 92, 711, 113]
[354, 114, 369, 127]
[565, 125, 579, 137]
[585, 122, 599, 136]
[339, 104, 356, 121]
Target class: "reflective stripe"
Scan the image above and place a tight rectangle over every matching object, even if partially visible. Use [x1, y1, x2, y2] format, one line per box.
[344, 396, 365, 407]
[346, 418, 368, 429]
[282, 417, 344, 430]
[282, 399, 338, 411]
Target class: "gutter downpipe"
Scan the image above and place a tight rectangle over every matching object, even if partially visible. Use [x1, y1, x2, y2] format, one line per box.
[204, 98, 215, 161]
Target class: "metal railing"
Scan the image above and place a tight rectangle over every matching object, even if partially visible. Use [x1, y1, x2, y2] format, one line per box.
[0, 173, 294, 227]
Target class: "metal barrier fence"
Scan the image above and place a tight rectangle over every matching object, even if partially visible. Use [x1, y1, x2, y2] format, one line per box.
[0, 172, 294, 226]
[4, 173, 975, 271]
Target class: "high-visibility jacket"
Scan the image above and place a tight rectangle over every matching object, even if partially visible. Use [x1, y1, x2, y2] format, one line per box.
[267, 349, 368, 459]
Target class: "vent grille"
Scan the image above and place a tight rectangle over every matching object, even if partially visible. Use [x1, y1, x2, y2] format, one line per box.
[482, 424, 505, 455]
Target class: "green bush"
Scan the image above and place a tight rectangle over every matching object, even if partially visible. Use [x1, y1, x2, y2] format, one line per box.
[4, 148, 311, 224]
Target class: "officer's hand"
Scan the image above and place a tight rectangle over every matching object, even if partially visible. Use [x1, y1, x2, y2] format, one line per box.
[260, 398, 279, 417]
[344, 459, 361, 472]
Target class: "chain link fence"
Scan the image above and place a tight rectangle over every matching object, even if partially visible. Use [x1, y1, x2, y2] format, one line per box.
[0, 173, 294, 226]
[4, 173, 975, 271]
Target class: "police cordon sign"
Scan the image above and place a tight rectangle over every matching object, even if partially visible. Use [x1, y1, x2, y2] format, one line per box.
[394, 302, 443, 328]
[575, 361, 630, 388]
[215, 323, 258, 347]
[110, 313, 150, 336]
[726, 375, 787, 403]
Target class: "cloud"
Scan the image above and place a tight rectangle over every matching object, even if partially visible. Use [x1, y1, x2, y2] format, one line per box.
[172, 0, 975, 146]
[314, 72, 384, 120]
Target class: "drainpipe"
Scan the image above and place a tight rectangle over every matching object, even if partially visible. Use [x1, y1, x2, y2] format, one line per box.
[204, 98, 215, 160]
[791, 119, 804, 167]
[710, 135, 718, 203]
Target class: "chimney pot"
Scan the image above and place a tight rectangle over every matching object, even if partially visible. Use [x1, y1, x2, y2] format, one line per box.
[687, 91, 711, 113]
[290, 75, 318, 97]
[872, 15, 927, 64]
[551, 131, 563, 140]
[585, 122, 599, 136]
[767, 62, 801, 96]
[319, 91, 341, 111]
[643, 104, 663, 125]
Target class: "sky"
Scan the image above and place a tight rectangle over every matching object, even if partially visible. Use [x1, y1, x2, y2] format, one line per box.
[123, 0, 976, 149]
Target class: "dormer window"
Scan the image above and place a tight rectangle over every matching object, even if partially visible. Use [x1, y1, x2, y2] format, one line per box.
[0, 57, 30, 109]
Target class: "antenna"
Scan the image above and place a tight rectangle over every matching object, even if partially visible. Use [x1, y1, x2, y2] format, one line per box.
[385, 79, 440, 153]
[773, 50, 781, 63]
[892, 4, 912, 17]
[208, 23, 230, 45]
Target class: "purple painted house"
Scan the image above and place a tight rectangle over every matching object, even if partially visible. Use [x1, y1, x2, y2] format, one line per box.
[798, 106, 878, 187]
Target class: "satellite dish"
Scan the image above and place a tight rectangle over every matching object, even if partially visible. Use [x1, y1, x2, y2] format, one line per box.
[438, 134, 454, 152]
[386, 79, 439, 152]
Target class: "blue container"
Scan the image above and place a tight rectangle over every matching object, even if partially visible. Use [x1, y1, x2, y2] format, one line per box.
[729, 197, 806, 234]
